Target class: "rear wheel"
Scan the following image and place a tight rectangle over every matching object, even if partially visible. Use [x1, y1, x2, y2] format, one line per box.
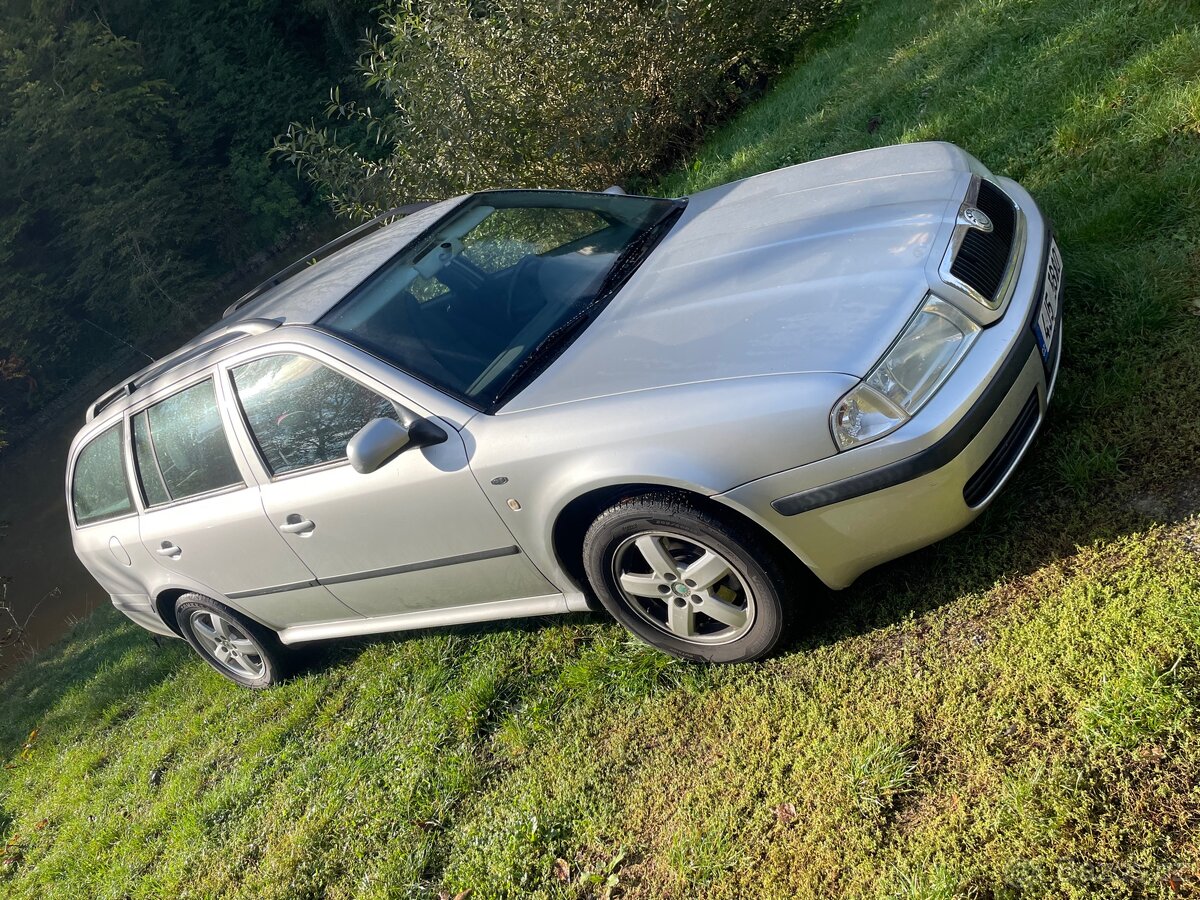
[582, 493, 794, 663]
[175, 594, 291, 688]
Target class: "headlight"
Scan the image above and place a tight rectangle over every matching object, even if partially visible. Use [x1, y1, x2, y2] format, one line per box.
[831, 296, 980, 450]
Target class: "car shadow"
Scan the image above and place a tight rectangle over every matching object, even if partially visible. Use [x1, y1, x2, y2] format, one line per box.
[783, 452, 1200, 659]
[288, 608, 601, 679]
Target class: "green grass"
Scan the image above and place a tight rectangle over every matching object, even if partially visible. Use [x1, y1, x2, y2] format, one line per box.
[5, 0, 1200, 895]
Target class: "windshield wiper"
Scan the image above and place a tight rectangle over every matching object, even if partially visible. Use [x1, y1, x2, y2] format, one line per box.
[489, 307, 599, 407]
[590, 206, 682, 302]
[489, 203, 685, 409]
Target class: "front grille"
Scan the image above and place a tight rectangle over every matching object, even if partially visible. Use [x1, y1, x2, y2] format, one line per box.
[963, 390, 1039, 507]
[949, 179, 1018, 304]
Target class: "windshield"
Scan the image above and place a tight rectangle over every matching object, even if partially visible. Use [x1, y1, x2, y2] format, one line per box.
[319, 190, 682, 410]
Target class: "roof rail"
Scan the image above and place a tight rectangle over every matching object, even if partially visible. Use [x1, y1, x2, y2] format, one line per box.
[88, 383, 133, 423]
[222, 202, 435, 319]
[85, 318, 283, 424]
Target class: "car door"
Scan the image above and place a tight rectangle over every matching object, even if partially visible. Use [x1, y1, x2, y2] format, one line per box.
[128, 373, 360, 629]
[222, 350, 555, 619]
[68, 421, 159, 606]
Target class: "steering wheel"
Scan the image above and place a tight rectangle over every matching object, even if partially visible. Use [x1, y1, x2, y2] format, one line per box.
[275, 409, 315, 430]
[504, 255, 542, 325]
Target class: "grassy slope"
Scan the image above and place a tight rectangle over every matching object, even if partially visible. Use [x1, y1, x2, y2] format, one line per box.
[4, 0, 1200, 896]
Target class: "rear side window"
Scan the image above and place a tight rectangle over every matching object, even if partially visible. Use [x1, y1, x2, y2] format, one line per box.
[132, 378, 242, 505]
[72, 424, 135, 526]
[132, 414, 170, 506]
[230, 354, 401, 475]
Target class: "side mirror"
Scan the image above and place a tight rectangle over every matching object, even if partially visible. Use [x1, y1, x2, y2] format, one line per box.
[347, 417, 445, 474]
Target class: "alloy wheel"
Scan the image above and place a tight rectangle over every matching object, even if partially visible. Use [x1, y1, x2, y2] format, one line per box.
[611, 530, 756, 645]
[188, 610, 267, 679]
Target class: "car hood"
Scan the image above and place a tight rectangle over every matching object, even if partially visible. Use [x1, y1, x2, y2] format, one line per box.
[502, 142, 977, 413]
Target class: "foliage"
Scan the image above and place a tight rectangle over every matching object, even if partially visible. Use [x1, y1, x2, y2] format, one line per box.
[0, 580, 59, 671]
[273, 0, 838, 220]
[0, 357, 27, 447]
[0, 20, 211, 366]
[0, 0, 372, 422]
[92, 0, 376, 251]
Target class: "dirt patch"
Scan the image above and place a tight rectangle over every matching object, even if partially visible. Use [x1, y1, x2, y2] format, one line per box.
[1130, 482, 1200, 526]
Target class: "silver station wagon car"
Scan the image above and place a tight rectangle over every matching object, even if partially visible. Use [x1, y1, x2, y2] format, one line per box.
[67, 142, 1062, 686]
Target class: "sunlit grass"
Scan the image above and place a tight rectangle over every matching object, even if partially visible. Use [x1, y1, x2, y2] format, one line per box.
[3, 528, 1198, 897]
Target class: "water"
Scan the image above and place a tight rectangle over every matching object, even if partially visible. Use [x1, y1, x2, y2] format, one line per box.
[0, 409, 113, 674]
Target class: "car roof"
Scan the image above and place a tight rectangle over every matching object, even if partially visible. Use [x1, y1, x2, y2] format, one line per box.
[81, 197, 466, 428]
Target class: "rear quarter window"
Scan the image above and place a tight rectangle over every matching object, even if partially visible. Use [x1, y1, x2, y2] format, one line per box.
[131, 378, 243, 505]
[72, 424, 135, 526]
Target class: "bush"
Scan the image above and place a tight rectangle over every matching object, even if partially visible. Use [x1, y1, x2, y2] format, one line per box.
[274, 0, 839, 219]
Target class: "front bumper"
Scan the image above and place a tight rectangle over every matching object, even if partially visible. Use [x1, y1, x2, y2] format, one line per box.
[717, 177, 1062, 589]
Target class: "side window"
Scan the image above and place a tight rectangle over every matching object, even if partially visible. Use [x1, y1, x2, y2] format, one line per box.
[230, 354, 402, 476]
[132, 414, 170, 506]
[72, 424, 135, 526]
[131, 378, 243, 505]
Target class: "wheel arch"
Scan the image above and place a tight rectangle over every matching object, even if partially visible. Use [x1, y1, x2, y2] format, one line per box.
[153, 588, 188, 636]
[150, 572, 282, 637]
[549, 482, 816, 600]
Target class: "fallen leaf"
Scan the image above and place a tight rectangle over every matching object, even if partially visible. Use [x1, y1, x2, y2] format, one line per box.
[1165, 867, 1200, 894]
[33, 819, 48, 831]
[774, 801, 797, 825]
[553, 858, 571, 882]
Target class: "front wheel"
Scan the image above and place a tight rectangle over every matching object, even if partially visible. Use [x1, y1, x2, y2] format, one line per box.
[582, 493, 794, 663]
[175, 594, 291, 688]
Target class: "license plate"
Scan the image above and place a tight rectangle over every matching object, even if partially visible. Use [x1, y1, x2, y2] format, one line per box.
[1034, 238, 1062, 361]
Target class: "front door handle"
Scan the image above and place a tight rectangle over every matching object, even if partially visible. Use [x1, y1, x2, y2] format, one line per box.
[156, 541, 182, 559]
[279, 515, 316, 536]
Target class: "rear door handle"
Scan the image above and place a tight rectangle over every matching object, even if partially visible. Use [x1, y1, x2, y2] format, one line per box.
[156, 541, 182, 559]
[279, 515, 316, 536]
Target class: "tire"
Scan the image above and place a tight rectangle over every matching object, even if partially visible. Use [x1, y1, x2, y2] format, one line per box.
[175, 593, 292, 688]
[582, 492, 794, 663]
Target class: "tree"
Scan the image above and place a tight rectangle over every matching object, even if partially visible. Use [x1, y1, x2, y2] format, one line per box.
[273, 0, 836, 220]
[0, 18, 213, 381]
[0, 0, 371, 416]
